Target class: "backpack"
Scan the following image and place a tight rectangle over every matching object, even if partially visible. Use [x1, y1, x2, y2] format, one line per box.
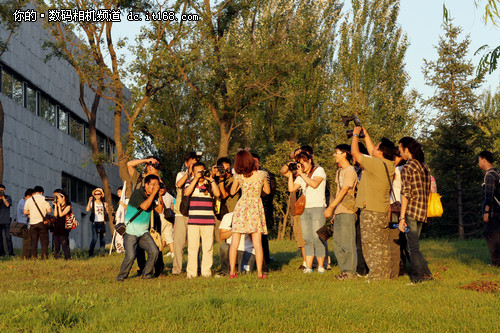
[485, 169, 500, 206]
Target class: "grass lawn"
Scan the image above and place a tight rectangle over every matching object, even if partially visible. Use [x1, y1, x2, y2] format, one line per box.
[0, 238, 499, 332]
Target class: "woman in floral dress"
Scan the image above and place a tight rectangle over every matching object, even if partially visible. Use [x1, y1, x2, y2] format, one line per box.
[229, 150, 270, 278]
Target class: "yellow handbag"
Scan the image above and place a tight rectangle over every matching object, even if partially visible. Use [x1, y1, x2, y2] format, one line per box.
[427, 193, 443, 218]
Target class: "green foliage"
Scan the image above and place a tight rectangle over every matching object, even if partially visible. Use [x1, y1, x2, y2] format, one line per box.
[422, 20, 487, 238]
[0, 0, 27, 56]
[0, 239, 499, 331]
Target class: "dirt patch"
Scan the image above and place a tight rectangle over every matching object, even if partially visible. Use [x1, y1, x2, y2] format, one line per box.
[459, 280, 499, 293]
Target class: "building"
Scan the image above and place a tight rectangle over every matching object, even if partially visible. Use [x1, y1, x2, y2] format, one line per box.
[0, 18, 127, 251]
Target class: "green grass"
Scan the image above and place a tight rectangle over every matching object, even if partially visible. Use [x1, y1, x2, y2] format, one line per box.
[0, 239, 499, 332]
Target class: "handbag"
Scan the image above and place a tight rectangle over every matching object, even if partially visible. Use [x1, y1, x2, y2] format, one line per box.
[164, 207, 175, 223]
[180, 195, 190, 217]
[294, 167, 316, 216]
[427, 193, 443, 217]
[32, 197, 55, 229]
[10, 220, 27, 238]
[150, 211, 163, 250]
[94, 222, 106, 234]
[65, 207, 79, 230]
[316, 223, 334, 242]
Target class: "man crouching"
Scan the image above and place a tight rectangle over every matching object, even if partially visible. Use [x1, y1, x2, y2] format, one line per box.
[117, 175, 160, 281]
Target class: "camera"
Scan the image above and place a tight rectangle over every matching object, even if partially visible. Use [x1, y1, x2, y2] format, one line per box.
[341, 115, 365, 138]
[148, 161, 161, 169]
[288, 162, 299, 172]
[0, 189, 4, 197]
[217, 165, 229, 177]
[195, 151, 203, 161]
[45, 196, 55, 201]
[199, 170, 211, 178]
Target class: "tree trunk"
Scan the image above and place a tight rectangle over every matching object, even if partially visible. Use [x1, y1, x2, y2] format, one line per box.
[278, 198, 290, 240]
[456, 173, 464, 240]
[0, 100, 4, 184]
[113, 103, 132, 197]
[218, 120, 231, 158]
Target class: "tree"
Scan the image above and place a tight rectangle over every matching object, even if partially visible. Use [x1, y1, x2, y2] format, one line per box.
[422, 19, 486, 239]
[36, 0, 182, 204]
[0, 0, 27, 183]
[473, 0, 500, 74]
[329, 0, 417, 143]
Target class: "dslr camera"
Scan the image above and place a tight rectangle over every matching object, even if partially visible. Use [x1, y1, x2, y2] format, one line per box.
[341, 115, 365, 138]
[148, 161, 161, 170]
[216, 165, 229, 177]
[199, 170, 211, 178]
[288, 162, 299, 176]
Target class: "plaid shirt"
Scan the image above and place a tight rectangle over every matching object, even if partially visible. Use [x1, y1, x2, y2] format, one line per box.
[401, 159, 431, 222]
[483, 168, 500, 221]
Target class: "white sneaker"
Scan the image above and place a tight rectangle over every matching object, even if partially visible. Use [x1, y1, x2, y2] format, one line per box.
[303, 267, 313, 274]
[317, 267, 325, 274]
[164, 252, 174, 258]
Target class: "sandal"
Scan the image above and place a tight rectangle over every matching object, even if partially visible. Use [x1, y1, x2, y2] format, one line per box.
[230, 274, 238, 279]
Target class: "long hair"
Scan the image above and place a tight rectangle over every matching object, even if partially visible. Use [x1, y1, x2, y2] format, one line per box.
[234, 150, 257, 177]
[399, 137, 425, 163]
[295, 152, 315, 167]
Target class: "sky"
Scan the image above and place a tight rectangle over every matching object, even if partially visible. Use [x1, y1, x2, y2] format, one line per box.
[114, 0, 500, 99]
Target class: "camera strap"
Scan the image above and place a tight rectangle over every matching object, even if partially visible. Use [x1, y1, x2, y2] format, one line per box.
[383, 162, 396, 203]
[32, 197, 47, 219]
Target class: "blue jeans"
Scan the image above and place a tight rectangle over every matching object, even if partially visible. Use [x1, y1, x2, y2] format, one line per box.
[301, 207, 326, 258]
[405, 215, 431, 282]
[332, 213, 356, 274]
[89, 222, 105, 256]
[117, 232, 159, 280]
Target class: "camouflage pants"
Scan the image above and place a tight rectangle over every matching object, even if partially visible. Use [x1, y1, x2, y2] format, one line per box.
[360, 209, 390, 280]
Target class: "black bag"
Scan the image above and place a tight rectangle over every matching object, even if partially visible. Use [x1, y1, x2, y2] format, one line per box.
[115, 208, 143, 236]
[164, 208, 175, 223]
[94, 222, 106, 234]
[32, 197, 55, 229]
[180, 195, 190, 217]
[10, 221, 27, 238]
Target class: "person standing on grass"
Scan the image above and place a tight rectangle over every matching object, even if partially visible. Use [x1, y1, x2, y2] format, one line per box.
[172, 152, 198, 275]
[117, 175, 160, 281]
[288, 151, 327, 274]
[24, 186, 51, 259]
[398, 137, 433, 282]
[86, 188, 109, 257]
[52, 191, 72, 260]
[351, 127, 395, 280]
[324, 144, 358, 280]
[17, 188, 34, 259]
[184, 162, 221, 278]
[230, 150, 270, 279]
[0, 184, 13, 257]
[478, 150, 500, 267]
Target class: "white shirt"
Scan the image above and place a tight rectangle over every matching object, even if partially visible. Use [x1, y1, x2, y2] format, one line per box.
[93, 202, 105, 222]
[24, 194, 51, 225]
[162, 192, 174, 209]
[391, 166, 402, 204]
[220, 213, 255, 254]
[294, 166, 327, 208]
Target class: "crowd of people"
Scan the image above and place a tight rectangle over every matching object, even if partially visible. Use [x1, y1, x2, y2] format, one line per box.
[1, 126, 498, 284]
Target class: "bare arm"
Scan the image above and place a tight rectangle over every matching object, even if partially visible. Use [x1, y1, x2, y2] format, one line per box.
[288, 173, 301, 192]
[230, 177, 241, 196]
[324, 186, 351, 218]
[262, 174, 271, 195]
[127, 158, 156, 178]
[351, 127, 363, 164]
[86, 197, 93, 212]
[140, 184, 160, 211]
[362, 127, 375, 157]
[398, 195, 409, 232]
[219, 228, 232, 241]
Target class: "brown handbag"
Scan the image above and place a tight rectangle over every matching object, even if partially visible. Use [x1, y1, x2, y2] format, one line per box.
[294, 167, 316, 216]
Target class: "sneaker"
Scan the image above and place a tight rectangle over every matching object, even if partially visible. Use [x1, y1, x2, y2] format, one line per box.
[164, 252, 175, 258]
[298, 265, 306, 270]
[317, 267, 325, 274]
[335, 273, 355, 280]
[303, 267, 313, 274]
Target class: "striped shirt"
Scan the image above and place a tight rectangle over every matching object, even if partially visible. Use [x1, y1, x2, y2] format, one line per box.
[187, 180, 215, 225]
[401, 159, 431, 222]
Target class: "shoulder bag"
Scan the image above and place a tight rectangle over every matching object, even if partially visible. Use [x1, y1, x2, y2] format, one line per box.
[33, 197, 56, 229]
[64, 206, 79, 230]
[115, 208, 142, 236]
[149, 210, 163, 250]
[427, 193, 443, 218]
[10, 220, 27, 238]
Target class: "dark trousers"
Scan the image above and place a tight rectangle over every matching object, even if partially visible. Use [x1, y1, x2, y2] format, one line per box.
[137, 246, 164, 277]
[262, 234, 271, 271]
[117, 232, 159, 280]
[53, 233, 71, 259]
[21, 228, 31, 259]
[89, 222, 105, 256]
[0, 223, 14, 256]
[219, 242, 256, 273]
[30, 223, 49, 259]
[355, 219, 369, 275]
[484, 231, 500, 266]
[405, 216, 432, 282]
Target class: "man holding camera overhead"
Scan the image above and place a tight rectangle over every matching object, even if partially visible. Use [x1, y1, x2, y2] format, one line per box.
[351, 126, 396, 280]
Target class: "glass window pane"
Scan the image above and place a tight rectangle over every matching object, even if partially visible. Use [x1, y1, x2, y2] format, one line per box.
[2, 70, 12, 98]
[70, 178, 77, 203]
[26, 86, 36, 113]
[69, 116, 83, 143]
[40, 96, 56, 126]
[98, 134, 105, 152]
[61, 174, 69, 198]
[58, 108, 68, 132]
[12, 78, 23, 104]
[77, 182, 85, 205]
[84, 125, 90, 148]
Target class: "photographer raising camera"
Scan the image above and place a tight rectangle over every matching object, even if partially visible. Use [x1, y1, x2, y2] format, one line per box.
[288, 152, 327, 274]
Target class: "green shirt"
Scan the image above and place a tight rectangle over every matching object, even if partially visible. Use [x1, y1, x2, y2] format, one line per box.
[125, 188, 154, 237]
[355, 154, 395, 213]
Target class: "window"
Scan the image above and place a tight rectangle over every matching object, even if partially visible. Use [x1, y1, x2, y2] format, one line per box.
[84, 125, 90, 148]
[12, 78, 23, 105]
[40, 96, 56, 126]
[98, 134, 105, 152]
[58, 107, 68, 133]
[69, 115, 83, 143]
[1, 69, 12, 98]
[77, 182, 86, 205]
[26, 86, 36, 113]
